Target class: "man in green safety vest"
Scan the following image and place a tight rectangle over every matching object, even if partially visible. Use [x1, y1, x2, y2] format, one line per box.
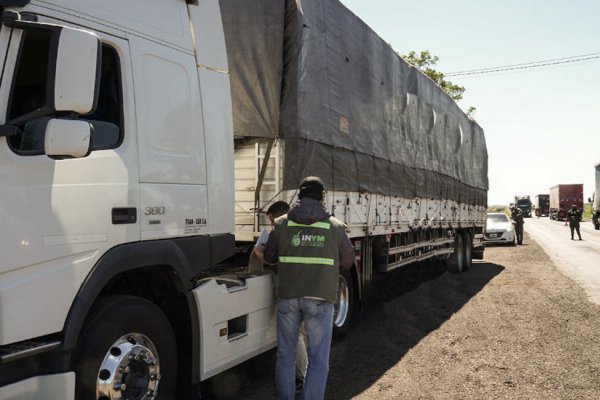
[258, 176, 354, 400]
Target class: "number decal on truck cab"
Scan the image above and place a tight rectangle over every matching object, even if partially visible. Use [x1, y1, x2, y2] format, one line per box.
[144, 207, 166, 216]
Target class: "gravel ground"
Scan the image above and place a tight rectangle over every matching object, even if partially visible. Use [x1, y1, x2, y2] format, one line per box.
[207, 231, 600, 399]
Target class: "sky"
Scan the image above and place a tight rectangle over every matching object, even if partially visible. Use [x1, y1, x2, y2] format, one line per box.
[339, 0, 600, 205]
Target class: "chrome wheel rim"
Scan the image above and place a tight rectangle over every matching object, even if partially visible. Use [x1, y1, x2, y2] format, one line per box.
[334, 275, 350, 328]
[96, 333, 161, 400]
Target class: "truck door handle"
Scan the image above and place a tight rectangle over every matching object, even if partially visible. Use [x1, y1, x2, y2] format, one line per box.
[112, 208, 137, 224]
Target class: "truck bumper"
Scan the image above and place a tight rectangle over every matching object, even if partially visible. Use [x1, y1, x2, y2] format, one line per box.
[0, 372, 75, 400]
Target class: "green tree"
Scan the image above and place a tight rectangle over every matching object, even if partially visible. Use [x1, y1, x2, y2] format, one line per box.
[465, 106, 477, 119]
[402, 50, 465, 101]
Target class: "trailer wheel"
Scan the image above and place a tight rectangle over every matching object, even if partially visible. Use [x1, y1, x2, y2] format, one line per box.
[446, 233, 465, 274]
[333, 268, 354, 337]
[73, 295, 177, 400]
[461, 232, 473, 270]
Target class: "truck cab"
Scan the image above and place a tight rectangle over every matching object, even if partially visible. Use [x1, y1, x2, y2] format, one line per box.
[514, 196, 532, 218]
[0, 1, 279, 398]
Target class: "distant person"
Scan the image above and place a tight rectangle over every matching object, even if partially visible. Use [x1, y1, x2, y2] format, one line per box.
[566, 204, 583, 240]
[510, 206, 524, 245]
[254, 200, 308, 392]
[257, 176, 354, 400]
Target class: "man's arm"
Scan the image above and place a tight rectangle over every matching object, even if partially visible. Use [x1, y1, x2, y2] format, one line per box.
[338, 232, 355, 270]
[262, 230, 279, 265]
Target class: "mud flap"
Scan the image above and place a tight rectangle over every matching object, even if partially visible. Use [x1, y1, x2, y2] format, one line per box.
[473, 234, 485, 260]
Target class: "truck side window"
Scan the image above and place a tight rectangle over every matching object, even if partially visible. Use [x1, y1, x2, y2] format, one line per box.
[7, 29, 50, 122]
[86, 45, 123, 150]
[7, 34, 123, 155]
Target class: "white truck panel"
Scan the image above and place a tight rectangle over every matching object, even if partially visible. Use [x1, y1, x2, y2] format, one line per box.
[193, 274, 276, 380]
[198, 68, 235, 234]
[36, 0, 193, 52]
[140, 183, 209, 240]
[0, 154, 138, 344]
[131, 35, 207, 185]
[0, 251, 97, 344]
[188, 0, 228, 71]
[0, 372, 75, 400]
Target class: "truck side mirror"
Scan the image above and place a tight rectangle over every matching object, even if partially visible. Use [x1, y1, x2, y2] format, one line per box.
[45, 119, 93, 158]
[0, 13, 101, 130]
[54, 26, 102, 114]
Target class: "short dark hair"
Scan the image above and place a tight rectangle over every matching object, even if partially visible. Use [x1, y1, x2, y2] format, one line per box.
[298, 176, 325, 201]
[266, 201, 289, 219]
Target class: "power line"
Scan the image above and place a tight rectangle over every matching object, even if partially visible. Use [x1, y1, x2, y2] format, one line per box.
[444, 52, 600, 77]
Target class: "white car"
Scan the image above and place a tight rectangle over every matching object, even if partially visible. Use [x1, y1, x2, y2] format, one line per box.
[484, 212, 516, 246]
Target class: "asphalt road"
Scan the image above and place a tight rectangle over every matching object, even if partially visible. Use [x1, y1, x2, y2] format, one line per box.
[524, 216, 600, 304]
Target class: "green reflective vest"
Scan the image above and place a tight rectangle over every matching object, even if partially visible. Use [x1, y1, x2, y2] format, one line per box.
[274, 218, 340, 303]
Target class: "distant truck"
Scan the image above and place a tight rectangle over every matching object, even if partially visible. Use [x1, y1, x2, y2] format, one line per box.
[533, 194, 550, 217]
[549, 184, 584, 220]
[514, 195, 532, 217]
[589, 164, 600, 230]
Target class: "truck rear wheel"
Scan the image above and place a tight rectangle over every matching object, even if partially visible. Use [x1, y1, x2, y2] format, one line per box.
[446, 233, 465, 274]
[333, 268, 354, 337]
[461, 232, 473, 270]
[73, 295, 177, 400]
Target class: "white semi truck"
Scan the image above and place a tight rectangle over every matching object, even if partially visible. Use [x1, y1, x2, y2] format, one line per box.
[0, 0, 488, 398]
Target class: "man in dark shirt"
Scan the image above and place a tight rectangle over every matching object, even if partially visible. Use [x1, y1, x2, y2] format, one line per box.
[510, 206, 524, 245]
[566, 204, 583, 240]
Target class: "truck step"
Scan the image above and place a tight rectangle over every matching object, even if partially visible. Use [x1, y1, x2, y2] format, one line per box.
[0, 339, 61, 363]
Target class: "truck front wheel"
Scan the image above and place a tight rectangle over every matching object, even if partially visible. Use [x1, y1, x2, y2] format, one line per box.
[73, 295, 178, 400]
[333, 268, 354, 337]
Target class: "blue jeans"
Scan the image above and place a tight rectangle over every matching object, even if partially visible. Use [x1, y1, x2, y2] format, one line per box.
[276, 298, 334, 400]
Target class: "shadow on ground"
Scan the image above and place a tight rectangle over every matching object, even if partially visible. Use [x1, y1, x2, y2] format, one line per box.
[325, 260, 505, 399]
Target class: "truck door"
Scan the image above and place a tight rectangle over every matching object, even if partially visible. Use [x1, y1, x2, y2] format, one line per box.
[129, 35, 209, 240]
[0, 18, 138, 343]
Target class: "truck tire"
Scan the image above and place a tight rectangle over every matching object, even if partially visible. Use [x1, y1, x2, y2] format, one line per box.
[446, 233, 465, 274]
[73, 295, 178, 400]
[461, 232, 473, 270]
[333, 268, 354, 337]
[595, 222, 600, 230]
